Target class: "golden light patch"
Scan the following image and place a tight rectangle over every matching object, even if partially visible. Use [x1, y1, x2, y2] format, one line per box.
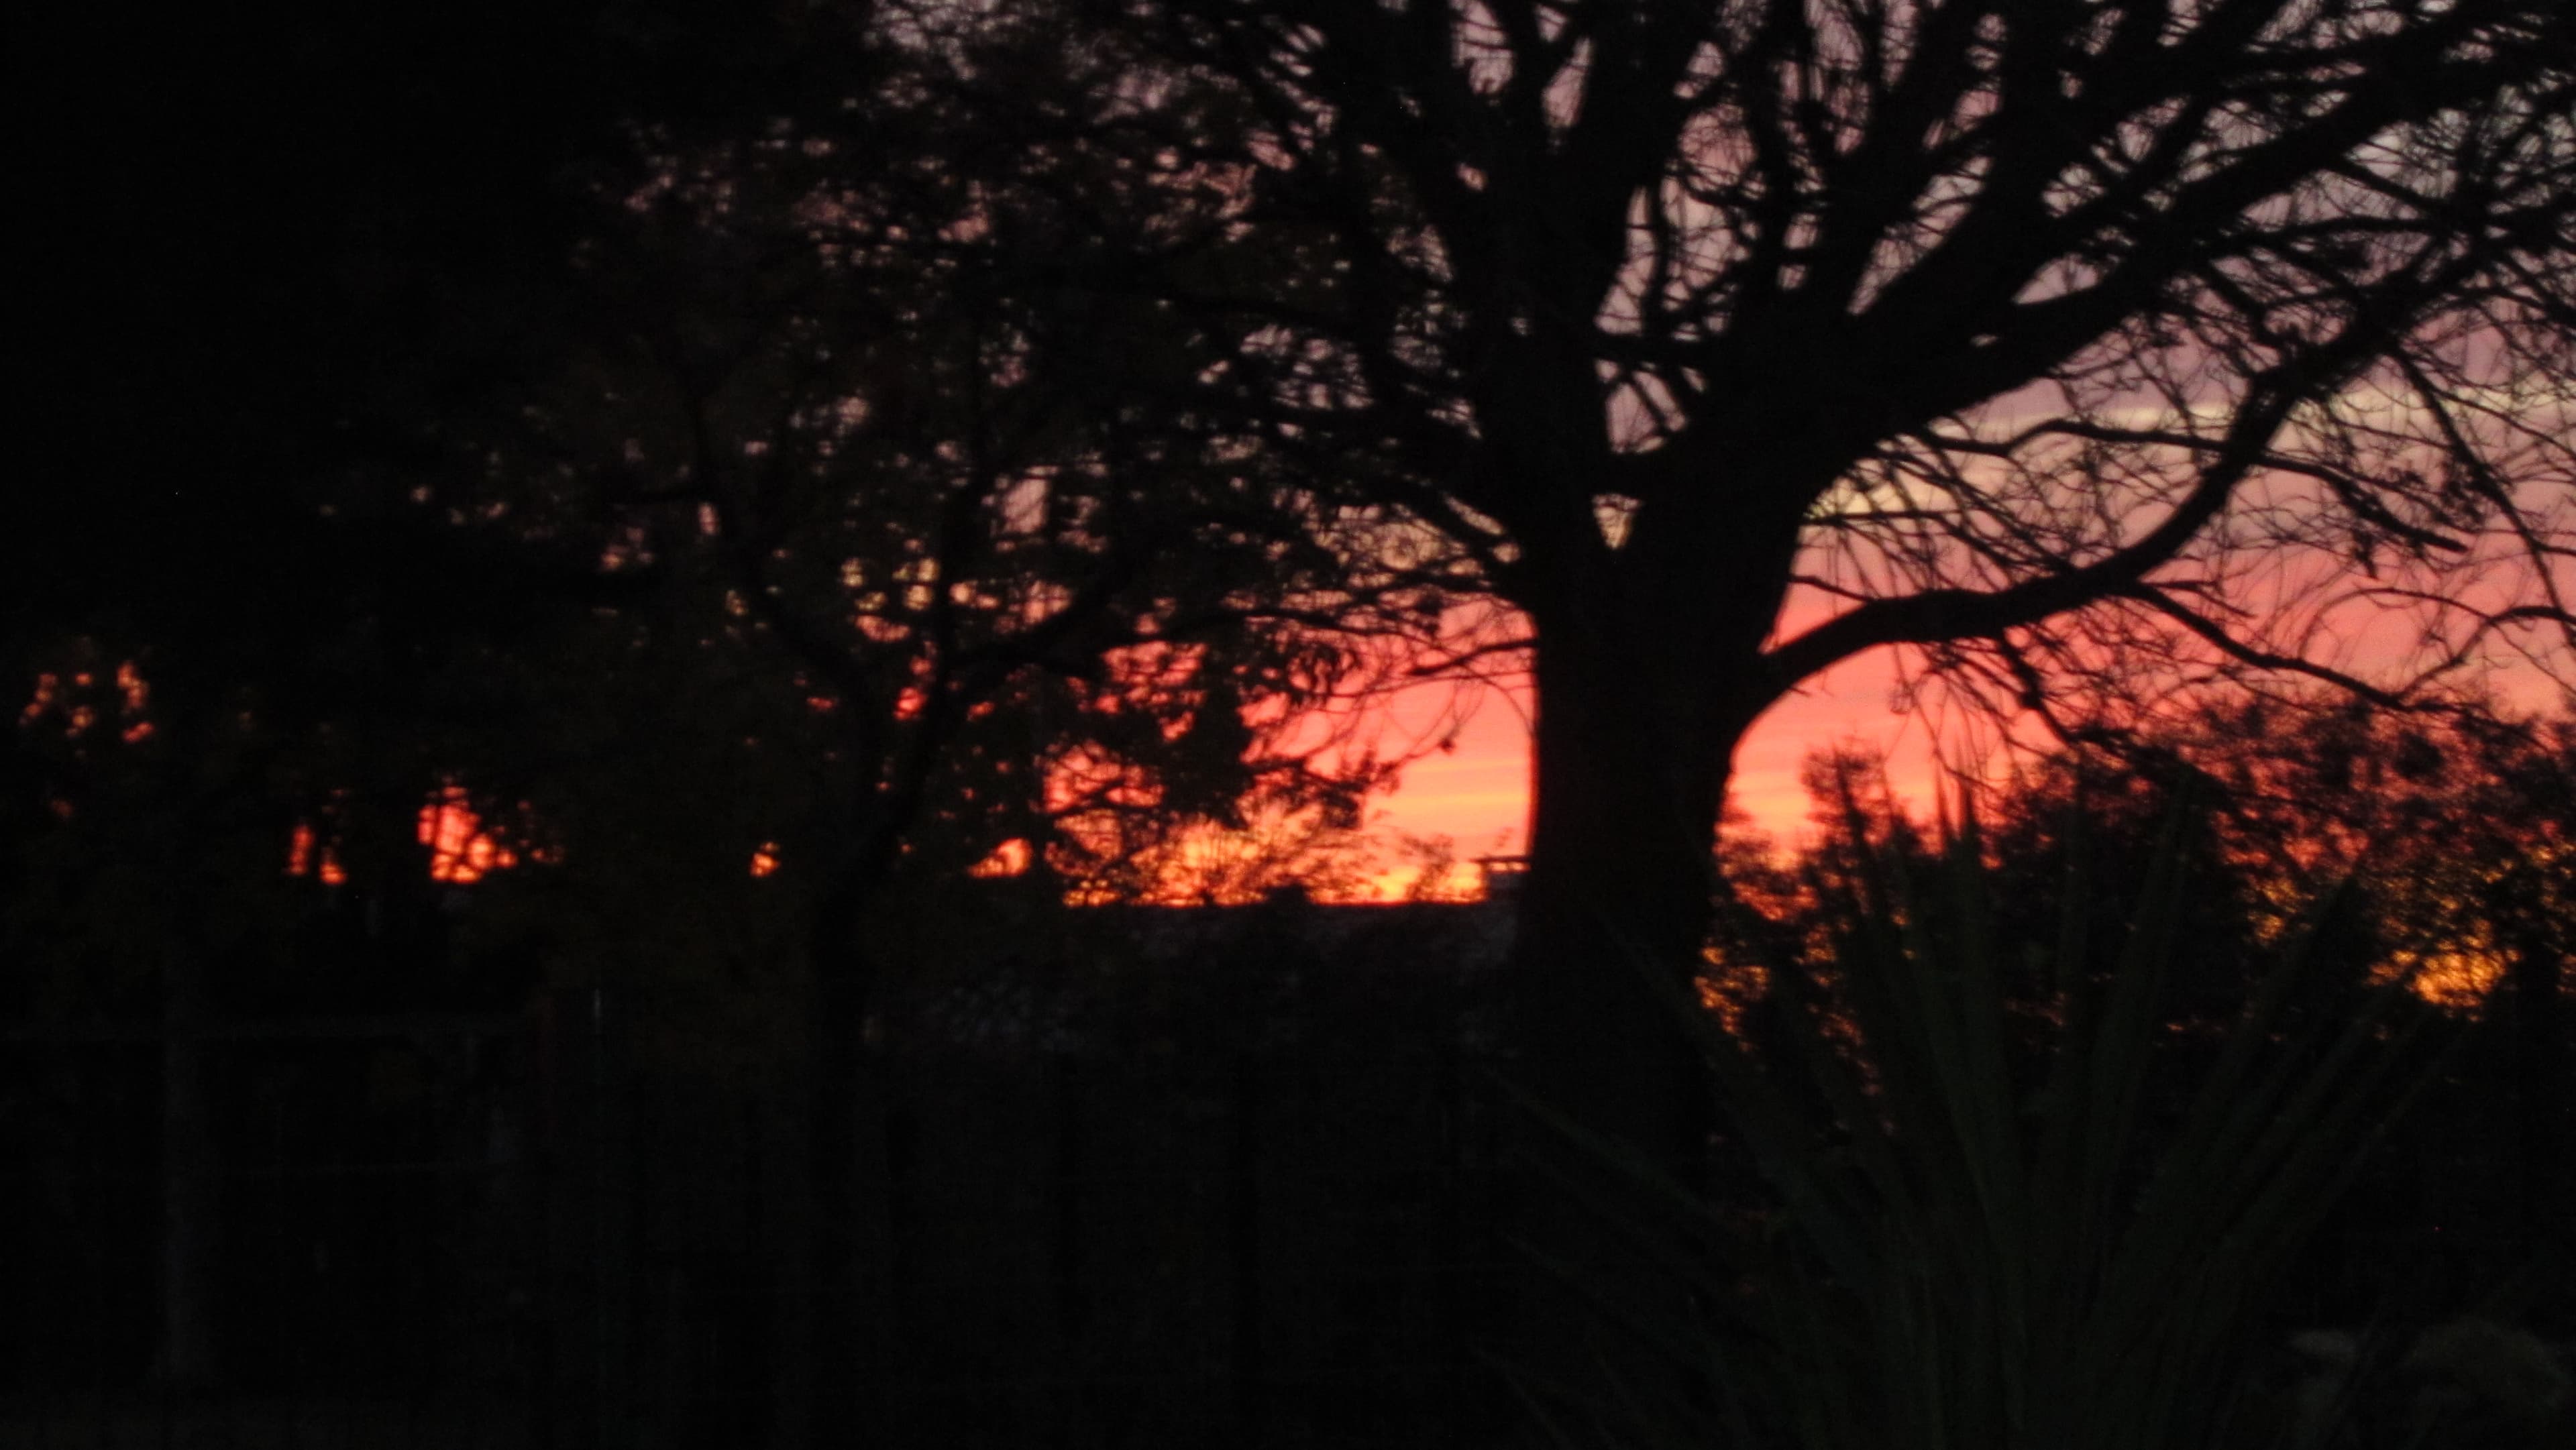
[2379, 946, 2506, 1011]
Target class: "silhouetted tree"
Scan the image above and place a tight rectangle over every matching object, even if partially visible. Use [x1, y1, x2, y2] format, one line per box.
[2172, 699, 2576, 1292]
[9, 0, 706, 1395]
[913, 2, 2576, 1418]
[471, 16, 1485, 1435]
[1751, 705, 2575, 1326]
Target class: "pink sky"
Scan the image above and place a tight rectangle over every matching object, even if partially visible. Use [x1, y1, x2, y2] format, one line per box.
[1360, 644, 1949, 893]
[1356, 615, 2569, 896]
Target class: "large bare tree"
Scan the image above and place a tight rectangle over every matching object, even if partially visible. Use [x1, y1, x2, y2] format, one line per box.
[1024, 0, 2576, 1164]
[905, 0, 2576, 1423]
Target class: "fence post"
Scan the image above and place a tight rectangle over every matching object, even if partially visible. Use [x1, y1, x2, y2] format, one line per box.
[1440, 1037, 1472, 1450]
[1229, 1051, 1265, 1441]
[588, 982, 629, 1450]
[1049, 1052, 1087, 1450]
[158, 940, 219, 1400]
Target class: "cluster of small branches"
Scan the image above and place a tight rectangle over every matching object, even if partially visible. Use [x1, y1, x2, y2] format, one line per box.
[951, 1, 2576, 746]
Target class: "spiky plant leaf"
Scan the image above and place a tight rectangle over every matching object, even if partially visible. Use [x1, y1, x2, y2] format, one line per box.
[1522, 800, 2455, 1450]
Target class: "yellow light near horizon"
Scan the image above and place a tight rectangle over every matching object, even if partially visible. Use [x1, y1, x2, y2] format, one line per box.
[2377, 944, 2508, 1011]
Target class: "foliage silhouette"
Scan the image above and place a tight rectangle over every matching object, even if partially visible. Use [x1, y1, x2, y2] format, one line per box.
[915, 6, 2576, 1416]
[1519, 793, 2459, 1450]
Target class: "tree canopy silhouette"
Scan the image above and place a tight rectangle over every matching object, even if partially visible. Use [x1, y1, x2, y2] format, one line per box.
[18, 1, 2576, 1435]
[881, 0, 2576, 1423]
[957, 0, 2576, 1182]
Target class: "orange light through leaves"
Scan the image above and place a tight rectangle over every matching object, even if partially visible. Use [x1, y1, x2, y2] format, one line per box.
[419, 786, 517, 885]
[969, 838, 1032, 878]
[286, 822, 348, 886]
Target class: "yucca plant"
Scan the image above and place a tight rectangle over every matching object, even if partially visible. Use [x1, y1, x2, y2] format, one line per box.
[1515, 795, 2454, 1450]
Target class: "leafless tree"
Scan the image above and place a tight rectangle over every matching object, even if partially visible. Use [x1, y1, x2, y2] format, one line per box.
[1024, 0, 2575, 1137]
[917, 0, 2576, 1426]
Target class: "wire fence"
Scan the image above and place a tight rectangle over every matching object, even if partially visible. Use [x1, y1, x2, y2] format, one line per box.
[4, 981, 1528, 1450]
[5, 951, 2555, 1450]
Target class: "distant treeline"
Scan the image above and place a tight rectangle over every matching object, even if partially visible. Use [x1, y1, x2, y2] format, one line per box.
[6, 706, 2567, 1445]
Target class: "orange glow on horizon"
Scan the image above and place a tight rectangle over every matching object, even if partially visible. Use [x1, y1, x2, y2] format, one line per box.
[1362, 563, 2574, 884]
[419, 787, 518, 884]
[1362, 643, 1950, 885]
[969, 838, 1032, 877]
[286, 822, 348, 886]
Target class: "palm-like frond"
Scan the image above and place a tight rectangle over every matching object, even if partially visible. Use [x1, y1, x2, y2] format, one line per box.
[1525, 796, 2451, 1450]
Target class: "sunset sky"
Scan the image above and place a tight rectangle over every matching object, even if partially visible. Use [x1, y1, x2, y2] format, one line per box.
[1360, 620, 2571, 895]
[1362, 643, 1944, 888]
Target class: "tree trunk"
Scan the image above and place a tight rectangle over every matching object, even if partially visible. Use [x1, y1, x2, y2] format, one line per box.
[2504, 919, 2570, 1272]
[801, 768, 936, 1446]
[875, 1058, 922, 1443]
[1497, 598, 1748, 1437]
[804, 866, 921, 1449]
[1509, 643, 1723, 1166]
[1227, 1052, 1265, 1437]
[1047, 1056, 1088, 1450]
[158, 939, 221, 1396]
[806, 895, 869, 1449]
